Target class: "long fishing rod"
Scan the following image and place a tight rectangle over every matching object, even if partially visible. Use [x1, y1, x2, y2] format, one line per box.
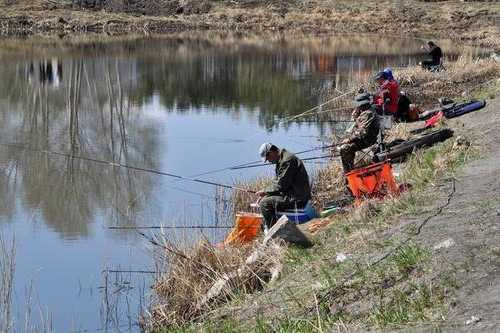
[294, 119, 353, 124]
[189, 143, 340, 178]
[108, 225, 236, 229]
[0, 142, 256, 194]
[185, 100, 355, 179]
[103, 269, 164, 274]
[276, 89, 357, 126]
[230, 153, 338, 170]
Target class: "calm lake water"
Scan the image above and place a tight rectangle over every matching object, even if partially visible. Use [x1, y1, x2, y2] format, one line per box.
[0, 34, 481, 331]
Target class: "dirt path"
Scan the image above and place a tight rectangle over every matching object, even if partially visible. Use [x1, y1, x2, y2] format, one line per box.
[437, 98, 500, 331]
[388, 97, 500, 331]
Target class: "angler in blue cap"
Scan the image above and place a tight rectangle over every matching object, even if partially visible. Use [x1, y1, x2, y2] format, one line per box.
[256, 143, 311, 228]
[383, 67, 394, 81]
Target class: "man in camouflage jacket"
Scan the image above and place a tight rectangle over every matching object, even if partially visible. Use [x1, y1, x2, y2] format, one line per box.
[339, 93, 380, 173]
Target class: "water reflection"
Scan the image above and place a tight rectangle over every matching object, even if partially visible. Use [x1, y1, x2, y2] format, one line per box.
[0, 59, 158, 238]
[26, 59, 63, 88]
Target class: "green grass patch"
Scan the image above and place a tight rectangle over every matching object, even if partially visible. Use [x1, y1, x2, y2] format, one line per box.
[370, 282, 447, 328]
[391, 244, 430, 276]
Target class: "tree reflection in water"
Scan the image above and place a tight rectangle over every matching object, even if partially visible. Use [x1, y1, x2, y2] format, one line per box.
[0, 58, 158, 238]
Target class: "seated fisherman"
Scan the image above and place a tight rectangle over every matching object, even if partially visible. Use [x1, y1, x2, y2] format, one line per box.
[382, 68, 414, 122]
[256, 143, 311, 228]
[339, 93, 380, 173]
[420, 41, 443, 71]
[373, 71, 400, 116]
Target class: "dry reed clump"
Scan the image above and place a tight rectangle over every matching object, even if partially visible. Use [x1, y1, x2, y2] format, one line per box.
[232, 176, 273, 213]
[311, 161, 345, 211]
[397, 56, 500, 107]
[385, 123, 414, 143]
[433, 136, 474, 172]
[147, 237, 286, 329]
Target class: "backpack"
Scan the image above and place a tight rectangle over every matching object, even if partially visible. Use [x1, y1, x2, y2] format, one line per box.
[397, 92, 411, 121]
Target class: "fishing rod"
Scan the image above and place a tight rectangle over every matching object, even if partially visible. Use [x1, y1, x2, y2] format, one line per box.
[0, 142, 256, 194]
[294, 119, 353, 124]
[189, 144, 341, 178]
[103, 269, 164, 274]
[184, 101, 355, 179]
[230, 153, 338, 170]
[108, 225, 237, 230]
[275, 89, 357, 126]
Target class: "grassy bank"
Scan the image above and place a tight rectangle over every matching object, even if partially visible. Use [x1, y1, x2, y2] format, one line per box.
[151, 124, 478, 332]
[144, 55, 499, 331]
[0, 1, 499, 51]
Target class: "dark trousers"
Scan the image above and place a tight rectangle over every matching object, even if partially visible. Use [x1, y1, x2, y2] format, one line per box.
[340, 139, 373, 173]
[259, 196, 306, 228]
[421, 59, 439, 70]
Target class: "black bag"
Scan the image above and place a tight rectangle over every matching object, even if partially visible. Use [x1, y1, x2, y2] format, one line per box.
[396, 93, 411, 122]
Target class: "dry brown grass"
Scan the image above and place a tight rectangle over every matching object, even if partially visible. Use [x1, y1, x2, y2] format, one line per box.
[310, 161, 344, 210]
[146, 236, 286, 329]
[232, 176, 272, 213]
[1, 0, 498, 52]
[397, 56, 500, 107]
[385, 123, 414, 143]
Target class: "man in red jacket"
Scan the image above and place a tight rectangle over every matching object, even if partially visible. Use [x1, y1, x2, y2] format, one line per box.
[373, 71, 400, 115]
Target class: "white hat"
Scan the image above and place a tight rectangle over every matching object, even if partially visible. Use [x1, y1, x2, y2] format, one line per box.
[259, 142, 273, 162]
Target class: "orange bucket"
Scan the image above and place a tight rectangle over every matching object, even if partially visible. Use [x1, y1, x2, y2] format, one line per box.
[346, 161, 399, 202]
[224, 212, 262, 245]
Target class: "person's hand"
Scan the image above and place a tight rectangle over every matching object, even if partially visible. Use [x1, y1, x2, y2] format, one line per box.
[351, 108, 361, 120]
[341, 138, 350, 145]
[256, 190, 266, 198]
[255, 190, 266, 204]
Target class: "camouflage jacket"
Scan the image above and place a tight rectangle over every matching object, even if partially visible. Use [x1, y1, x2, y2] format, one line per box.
[349, 109, 379, 145]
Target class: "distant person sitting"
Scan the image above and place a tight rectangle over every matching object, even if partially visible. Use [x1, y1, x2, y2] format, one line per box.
[256, 143, 311, 229]
[339, 93, 380, 173]
[373, 71, 400, 116]
[420, 41, 443, 71]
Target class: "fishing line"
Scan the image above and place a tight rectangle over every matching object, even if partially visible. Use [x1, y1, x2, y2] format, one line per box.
[0, 142, 256, 194]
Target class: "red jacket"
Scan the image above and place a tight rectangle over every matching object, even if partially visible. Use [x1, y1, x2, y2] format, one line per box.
[374, 80, 400, 114]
